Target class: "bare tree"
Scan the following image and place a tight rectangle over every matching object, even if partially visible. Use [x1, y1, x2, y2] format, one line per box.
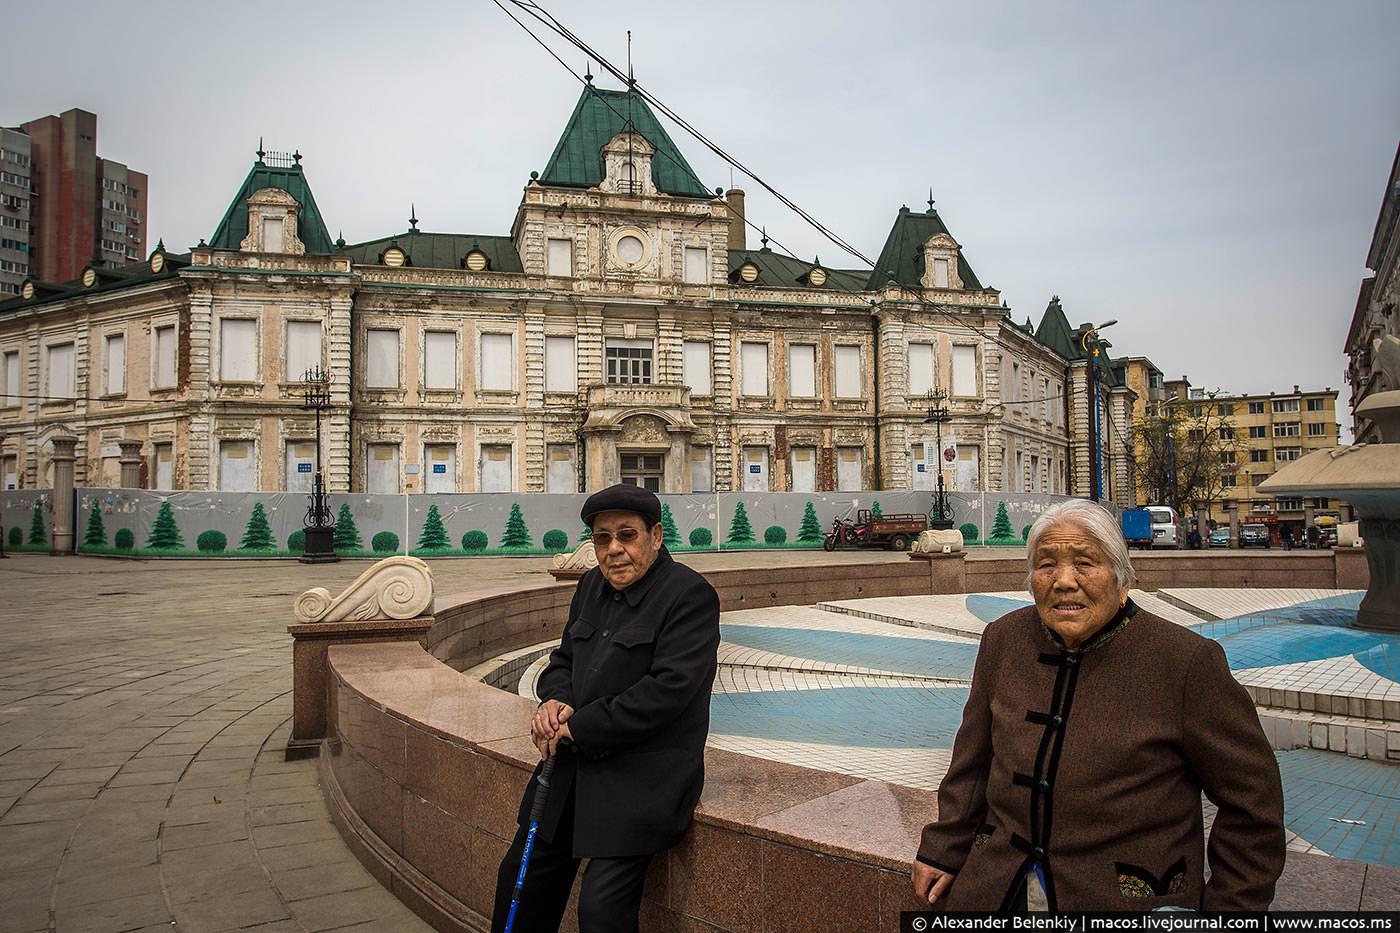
[1132, 395, 1236, 513]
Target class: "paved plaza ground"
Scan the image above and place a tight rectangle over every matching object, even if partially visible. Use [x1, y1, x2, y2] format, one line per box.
[2, 550, 1396, 931]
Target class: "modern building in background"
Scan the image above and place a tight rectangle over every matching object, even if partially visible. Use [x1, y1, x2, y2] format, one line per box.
[1347, 140, 1399, 444]
[0, 108, 146, 296]
[0, 85, 1137, 501]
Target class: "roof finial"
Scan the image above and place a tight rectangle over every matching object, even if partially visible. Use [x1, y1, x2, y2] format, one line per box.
[409, 204, 418, 232]
[584, 59, 593, 84]
[627, 30, 634, 87]
[256, 137, 265, 162]
[155, 238, 165, 252]
[335, 230, 345, 249]
[814, 254, 820, 266]
[760, 226, 769, 249]
[927, 188, 935, 212]
[293, 149, 302, 165]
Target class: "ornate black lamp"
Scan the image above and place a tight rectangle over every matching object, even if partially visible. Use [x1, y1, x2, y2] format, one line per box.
[923, 387, 955, 530]
[299, 367, 339, 564]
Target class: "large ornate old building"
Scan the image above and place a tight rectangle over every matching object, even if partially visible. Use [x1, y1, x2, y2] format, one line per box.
[0, 84, 1135, 503]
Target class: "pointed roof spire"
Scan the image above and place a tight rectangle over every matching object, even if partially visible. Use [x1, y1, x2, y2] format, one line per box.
[335, 230, 346, 249]
[626, 30, 634, 86]
[155, 238, 165, 252]
[584, 59, 593, 84]
[760, 226, 769, 250]
[927, 188, 936, 212]
[256, 137, 265, 163]
[409, 204, 419, 232]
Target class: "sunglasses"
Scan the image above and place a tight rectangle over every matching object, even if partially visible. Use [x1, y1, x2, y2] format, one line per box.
[591, 527, 646, 547]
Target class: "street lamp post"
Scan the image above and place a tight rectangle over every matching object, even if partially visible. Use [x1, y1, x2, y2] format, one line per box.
[299, 367, 339, 564]
[923, 387, 955, 530]
[0, 430, 7, 559]
[1080, 320, 1117, 502]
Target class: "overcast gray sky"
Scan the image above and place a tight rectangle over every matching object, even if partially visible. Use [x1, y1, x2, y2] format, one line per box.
[6, 1, 1398, 433]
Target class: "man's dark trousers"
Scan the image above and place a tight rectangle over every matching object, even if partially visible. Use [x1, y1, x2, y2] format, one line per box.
[490, 790, 651, 933]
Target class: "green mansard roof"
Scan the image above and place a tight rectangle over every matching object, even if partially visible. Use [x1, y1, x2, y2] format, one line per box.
[727, 247, 868, 292]
[539, 86, 712, 198]
[208, 158, 335, 254]
[866, 206, 984, 292]
[340, 231, 523, 272]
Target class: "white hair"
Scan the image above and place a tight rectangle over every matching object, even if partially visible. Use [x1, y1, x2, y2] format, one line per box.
[1024, 499, 1137, 592]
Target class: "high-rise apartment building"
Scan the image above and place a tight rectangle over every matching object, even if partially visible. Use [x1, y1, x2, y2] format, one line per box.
[0, 108, 147, 294]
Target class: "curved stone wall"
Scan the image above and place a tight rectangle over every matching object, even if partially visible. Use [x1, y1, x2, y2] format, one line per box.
[320, 551, 1370, 931]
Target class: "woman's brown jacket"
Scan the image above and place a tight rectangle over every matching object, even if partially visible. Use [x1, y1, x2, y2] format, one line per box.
[917, 603, 1286, 911]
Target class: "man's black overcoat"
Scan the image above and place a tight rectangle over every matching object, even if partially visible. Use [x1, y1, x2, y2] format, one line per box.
[518, 547, 720, 858]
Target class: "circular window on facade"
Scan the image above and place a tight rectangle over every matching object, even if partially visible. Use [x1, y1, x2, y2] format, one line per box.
[616, 235, 645, 265]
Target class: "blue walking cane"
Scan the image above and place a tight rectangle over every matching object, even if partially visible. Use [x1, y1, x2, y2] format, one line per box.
[504, 753, 557, 933]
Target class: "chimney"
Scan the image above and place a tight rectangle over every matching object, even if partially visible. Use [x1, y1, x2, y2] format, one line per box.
[726, 188, 746, 251]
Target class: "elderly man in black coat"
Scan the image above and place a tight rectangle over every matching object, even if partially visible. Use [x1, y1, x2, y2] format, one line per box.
[491, 484, 721, 933]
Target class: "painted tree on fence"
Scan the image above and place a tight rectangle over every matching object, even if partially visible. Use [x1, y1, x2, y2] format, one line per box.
[579, 524, 593, 543]
[989, 500, 1016, 543]
[83, 501, 106, 548]
[660, 503, 681, 549]
[333, 503, 361, 552]
[798, 501, 823, 542]
[239, 503, 276, 550]
[871, 501, 883, 518]
[28, 503, 45, 546]
[501, 502, 532, 549]
[726, 502, 754, 544]
[417, 505, 450, 550]
[147, 501, 183, 550]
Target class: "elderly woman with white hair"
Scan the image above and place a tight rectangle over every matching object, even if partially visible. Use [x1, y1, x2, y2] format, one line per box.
[912, 499, 1285, 912]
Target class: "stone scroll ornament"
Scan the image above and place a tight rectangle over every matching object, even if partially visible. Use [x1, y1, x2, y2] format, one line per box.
[293, 555, 435, 624]
[552, 540, 600, 572]
[911, 529, 964, 554]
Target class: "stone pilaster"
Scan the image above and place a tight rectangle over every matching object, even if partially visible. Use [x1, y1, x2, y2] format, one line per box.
[49, 436, 77, 555]
[326, 290, 354, 491]
[876, 312, 908, 489]
[711, 318, 734, 490]
[119, 440, 143, 488]
[523, 306, 546, 490]
[1067, 360, 1092, 497]
[186, 285, 215, 489]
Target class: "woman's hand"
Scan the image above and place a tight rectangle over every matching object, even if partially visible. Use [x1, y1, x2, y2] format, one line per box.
[912, 861, 955, 905]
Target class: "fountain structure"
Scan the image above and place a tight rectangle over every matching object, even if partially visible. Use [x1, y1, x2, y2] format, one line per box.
[1260, 334, 1400, 633]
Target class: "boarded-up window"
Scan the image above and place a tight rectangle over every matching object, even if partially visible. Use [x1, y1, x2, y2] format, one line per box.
[545, 336, 576, 392]
[366, 329, 400, 388]
[424, 444, 456, 493]
[104, 334, 125, 394]
[480, 333, 513, 391]
[285, 441, 315, 493]
[740, 341, 768, 396]
[480, 444, 512, 492]
[2, 455, 16, 490]
[788, 343, 816, 397]
[219, 440, 256, 492]
[690, 446, 712, 493]
[2, 350, 18, 405]
[286, 321, 322, 380]
[424, 331, 457, 390]
[912, 443, 933, 491]
[220, 319, 256, 382]
[547, 238, 572, 277]
[154, 443, 173, 490]
[546, 444, 576, 493]
[683, 247, 707, 284]
[933, 258, 950, 288]
[952, 344, 976, 396]
[154, 325, 176, 388]
[837, 446, 863, 491]
[683, 340, 710, 395]
[366, 443, 399, 494]
[261, 215, 282, 252]
[790, 446, 816, 492]
[742, 446, 768, 492]
[47, 343, 74, 398]
[835, 345, 861, 398]
[908, 342, 934, 396]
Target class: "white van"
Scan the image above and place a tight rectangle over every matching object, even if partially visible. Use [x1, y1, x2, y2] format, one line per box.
[1146, 505, 1180, 549]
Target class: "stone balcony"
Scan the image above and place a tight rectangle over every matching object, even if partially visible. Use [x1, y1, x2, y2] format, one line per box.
[584, 381, 691, 414]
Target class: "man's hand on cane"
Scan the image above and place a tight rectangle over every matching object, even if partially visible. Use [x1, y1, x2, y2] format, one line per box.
[532, 699, 574, 759]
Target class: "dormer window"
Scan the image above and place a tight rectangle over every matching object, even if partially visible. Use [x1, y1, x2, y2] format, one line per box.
[463, 247, 489, 272]
[382, 245, 407, 267]
[240, 187, 305, 256]
[920, 233, 963, 290]
[738, 261, 760, 283]
[601, 132, 656, 196]
[808, 267, 827, 287]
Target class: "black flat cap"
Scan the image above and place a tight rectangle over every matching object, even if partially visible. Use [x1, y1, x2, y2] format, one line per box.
[581, 483, 662, 528]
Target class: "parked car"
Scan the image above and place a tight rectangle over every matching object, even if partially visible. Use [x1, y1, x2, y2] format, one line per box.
[1239, 523, 1271, 549]
[1208, 528, 1230, 548]
[1146, 506, 1180, 549]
